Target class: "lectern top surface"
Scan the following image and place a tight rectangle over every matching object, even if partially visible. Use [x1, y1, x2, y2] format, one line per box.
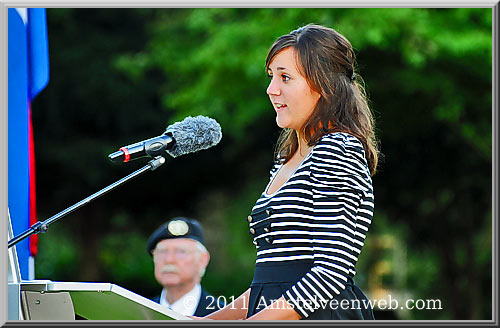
[19, 280, 191, 320]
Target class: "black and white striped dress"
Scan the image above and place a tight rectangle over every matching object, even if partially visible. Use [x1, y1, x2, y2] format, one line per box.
[246, 132, 375, 319]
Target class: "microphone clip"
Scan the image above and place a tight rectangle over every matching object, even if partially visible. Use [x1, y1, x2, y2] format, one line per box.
[108, 134, 174, 163]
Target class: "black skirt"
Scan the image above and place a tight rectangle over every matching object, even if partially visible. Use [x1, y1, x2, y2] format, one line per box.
[246, 261, 375, 320]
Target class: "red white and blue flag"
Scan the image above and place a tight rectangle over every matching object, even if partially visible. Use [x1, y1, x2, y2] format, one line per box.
[8, 8, 49, 280]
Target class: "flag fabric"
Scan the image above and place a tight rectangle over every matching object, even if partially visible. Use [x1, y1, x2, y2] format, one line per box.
[8, 8, 49, 280]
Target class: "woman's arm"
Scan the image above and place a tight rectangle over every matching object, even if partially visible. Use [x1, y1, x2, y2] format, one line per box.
[203, 288, 251, 320]
[246, 296, 301, 320]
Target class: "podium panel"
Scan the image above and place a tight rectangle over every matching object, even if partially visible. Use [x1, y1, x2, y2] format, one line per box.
[22, 291, 75, 320]
[20, 281, 190, 320]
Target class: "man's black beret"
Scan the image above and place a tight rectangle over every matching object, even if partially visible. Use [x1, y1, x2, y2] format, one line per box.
[146, 217, 206, 255]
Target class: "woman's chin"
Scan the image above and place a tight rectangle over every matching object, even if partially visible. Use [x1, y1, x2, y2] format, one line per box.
[276, 116, 289, 129]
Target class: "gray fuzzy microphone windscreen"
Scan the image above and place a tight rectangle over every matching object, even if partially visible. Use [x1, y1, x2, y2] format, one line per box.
[165, 115, 222, 158]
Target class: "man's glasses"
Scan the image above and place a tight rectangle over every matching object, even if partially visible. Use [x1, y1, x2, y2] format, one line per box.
[152, 247, 192, 260]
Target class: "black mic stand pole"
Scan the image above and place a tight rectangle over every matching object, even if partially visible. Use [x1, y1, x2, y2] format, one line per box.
[8, 156, 166, 249]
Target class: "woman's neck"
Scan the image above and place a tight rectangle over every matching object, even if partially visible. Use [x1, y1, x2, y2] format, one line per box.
[295, 132, 312, 158]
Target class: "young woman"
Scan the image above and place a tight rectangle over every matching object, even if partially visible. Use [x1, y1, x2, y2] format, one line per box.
[198, 24, 379, 320]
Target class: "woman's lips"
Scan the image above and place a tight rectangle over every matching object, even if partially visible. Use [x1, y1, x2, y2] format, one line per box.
[275, 103, 287, 112]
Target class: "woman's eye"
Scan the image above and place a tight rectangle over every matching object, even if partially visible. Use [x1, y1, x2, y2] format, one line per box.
[267, 73, 273, 79]
[282, 75, 290, 82]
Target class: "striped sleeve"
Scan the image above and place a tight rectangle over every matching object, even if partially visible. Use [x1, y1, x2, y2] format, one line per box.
[281, 133, 373, 318]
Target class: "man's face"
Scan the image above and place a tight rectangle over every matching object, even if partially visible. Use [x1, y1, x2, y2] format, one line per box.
[152, 238, 208, 288]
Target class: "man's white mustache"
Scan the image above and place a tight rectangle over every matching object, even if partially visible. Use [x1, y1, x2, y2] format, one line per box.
[160, 264, 179, 274]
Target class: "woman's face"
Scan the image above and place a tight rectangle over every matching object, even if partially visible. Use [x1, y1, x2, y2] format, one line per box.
[266, 47, 321, 132]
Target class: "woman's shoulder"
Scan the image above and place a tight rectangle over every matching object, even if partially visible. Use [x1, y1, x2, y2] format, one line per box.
[310, 132, 372, 193]
[312, 132, 369, 170]
[314, 132, 364, 154]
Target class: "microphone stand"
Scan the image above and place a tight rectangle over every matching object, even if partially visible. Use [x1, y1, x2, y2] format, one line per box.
[8, 156, 166, 249]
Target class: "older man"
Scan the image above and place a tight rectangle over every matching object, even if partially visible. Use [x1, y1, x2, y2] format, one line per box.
[147, 217, 223, 316]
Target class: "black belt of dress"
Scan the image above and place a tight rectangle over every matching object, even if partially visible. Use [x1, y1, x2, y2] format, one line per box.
[251, 260, 355, 285]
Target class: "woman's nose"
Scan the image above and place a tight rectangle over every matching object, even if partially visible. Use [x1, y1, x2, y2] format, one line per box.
[266, 78, 281, 96]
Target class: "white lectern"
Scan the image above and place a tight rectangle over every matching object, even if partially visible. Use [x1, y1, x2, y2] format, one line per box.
[19, 280, 190, 320]
[8, 211, 190, 320]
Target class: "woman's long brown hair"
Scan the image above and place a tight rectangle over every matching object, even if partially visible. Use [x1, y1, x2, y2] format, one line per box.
[266, 24, 380, 176]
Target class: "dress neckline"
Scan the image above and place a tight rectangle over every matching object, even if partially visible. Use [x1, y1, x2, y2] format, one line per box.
[264, 149, 314, 197]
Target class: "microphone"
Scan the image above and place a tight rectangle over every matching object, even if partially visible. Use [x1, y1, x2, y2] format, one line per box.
[108, 115, 222, 163]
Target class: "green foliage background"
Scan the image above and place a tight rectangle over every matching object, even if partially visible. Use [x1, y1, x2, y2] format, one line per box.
[31, 8, 492, 320]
